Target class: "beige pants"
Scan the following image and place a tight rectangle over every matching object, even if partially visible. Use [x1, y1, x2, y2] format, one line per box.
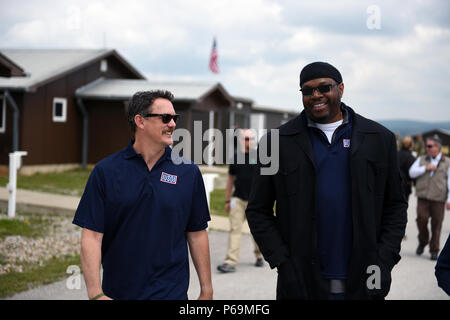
[224, 197, 263, 266]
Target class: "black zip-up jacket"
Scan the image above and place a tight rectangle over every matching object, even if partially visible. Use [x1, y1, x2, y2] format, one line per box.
[246, 104, 407, 300]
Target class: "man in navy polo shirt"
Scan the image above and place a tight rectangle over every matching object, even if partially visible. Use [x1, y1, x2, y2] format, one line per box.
[73, 90, 213, 300]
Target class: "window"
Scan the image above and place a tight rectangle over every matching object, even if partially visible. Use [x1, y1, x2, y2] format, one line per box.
[0, 96, 5, 133]
[53, 97, 67, 122]
[100, 59, 108, 72]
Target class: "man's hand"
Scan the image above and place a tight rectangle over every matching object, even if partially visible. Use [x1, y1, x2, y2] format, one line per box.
[446, 202, 450, 211]
[426, 163, 437, 171]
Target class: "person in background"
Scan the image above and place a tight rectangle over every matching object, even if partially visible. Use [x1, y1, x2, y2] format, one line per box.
[409, 134, 450, 261]
[414, 134, 425, 157]
[395, 133, 401, 150]
[398, 136, 416, 241]
[217, 129, 264, 273]
[398, 136, 416, 204]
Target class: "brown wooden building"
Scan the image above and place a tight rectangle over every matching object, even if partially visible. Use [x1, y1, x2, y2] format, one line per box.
[0, 48, 296, 170]
[75, 79, 237, 164]
[0, 49, 245, 168]
[251, 105, 298, 130]
[0, 49, 144, 168]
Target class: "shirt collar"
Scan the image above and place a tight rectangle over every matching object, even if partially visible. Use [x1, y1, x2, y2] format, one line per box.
[123, 140, 138, 159]
[122, 139, 173, 163]
[431, 152, 442, 162]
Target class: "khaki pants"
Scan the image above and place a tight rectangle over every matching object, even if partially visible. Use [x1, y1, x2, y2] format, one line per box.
[416, 198, 445, 254]
[224, 197, 263, 266]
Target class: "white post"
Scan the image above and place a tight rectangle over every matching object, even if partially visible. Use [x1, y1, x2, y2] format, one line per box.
[202, 173, 218, 209]
[7, 151, 27, 218]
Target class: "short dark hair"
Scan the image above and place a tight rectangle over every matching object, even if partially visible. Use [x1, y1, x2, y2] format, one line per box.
[127, 90, 174, 133]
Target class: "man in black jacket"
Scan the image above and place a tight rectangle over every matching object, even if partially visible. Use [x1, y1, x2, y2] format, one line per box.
[435, 234, 450, 295]
[246, 62, 407, 300]
[398, 136, 416, 204]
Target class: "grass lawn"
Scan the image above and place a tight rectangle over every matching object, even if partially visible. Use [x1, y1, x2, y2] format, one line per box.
[0, 214, 54, 240]
[0, 254, 81, 298]
[209, 188, 227, 217]
[0, 168, 91, 197]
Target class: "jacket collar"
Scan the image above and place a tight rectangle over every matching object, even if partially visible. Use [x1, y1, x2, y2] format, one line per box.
[278, 103, 376, 161]
[306, 105, 350, 128]
[280, 103, 352, 136]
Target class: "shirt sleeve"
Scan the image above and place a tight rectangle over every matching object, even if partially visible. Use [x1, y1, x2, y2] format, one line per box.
[228, 163, 236, 175]
[72, 165, 106, 233]
[409, 157, 426, 179]
[186, 165, 211, 232]
[228, 152, 238, 175]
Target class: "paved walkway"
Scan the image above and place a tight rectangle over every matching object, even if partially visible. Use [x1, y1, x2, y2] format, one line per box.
[1, 187, 449, 300]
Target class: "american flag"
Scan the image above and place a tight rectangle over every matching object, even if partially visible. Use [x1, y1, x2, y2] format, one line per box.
[209, 38, 219, 74]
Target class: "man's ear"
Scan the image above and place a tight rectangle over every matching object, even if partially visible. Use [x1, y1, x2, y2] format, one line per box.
[134, 114, 145, 130]
[338, 82, 344, 98]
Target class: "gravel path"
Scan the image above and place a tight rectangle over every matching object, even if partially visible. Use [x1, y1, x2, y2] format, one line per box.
[0, 214, 81, 274]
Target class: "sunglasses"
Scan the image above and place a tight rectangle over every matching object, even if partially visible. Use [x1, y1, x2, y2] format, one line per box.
[426, 144, 435, 148]
[300, 83, 338, 96]
[143, 113, 180, 124]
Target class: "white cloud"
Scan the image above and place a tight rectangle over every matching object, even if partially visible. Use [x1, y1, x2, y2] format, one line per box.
[1, 0, 449, 121]
[281, 27, 322, 52]
[6, 19, 47, 45]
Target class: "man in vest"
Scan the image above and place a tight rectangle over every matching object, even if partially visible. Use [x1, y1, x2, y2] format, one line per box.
[409, 134, 450, 261]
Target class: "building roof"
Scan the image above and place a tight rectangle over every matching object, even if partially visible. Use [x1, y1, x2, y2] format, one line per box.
[252, 104, 298, 115]
[75, 78, 235, 103]
[0, 49, 144, 91]
[422, 128, 450, 137]
[0, 52, 26, 77]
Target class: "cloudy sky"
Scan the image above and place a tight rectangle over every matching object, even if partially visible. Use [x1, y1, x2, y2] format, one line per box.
[1, 0, 449, 121]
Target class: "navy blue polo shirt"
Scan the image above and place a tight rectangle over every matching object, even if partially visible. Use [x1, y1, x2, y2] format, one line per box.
[72, 140, 210, 300]
[307, 105, 353, 280]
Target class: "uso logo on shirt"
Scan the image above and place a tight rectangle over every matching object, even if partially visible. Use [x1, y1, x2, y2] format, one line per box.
[160, 172, 178, 184]
[343, 139, 351, 148]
